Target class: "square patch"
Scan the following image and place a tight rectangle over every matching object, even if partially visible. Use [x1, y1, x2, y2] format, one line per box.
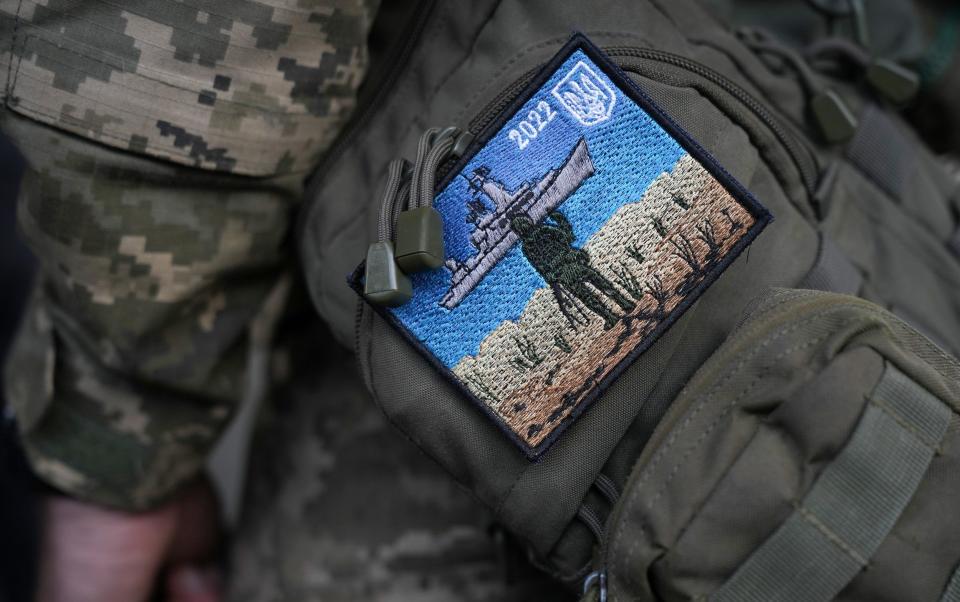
[354, 34, 771, 458]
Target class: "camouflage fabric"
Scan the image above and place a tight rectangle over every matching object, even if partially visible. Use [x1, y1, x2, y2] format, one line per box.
[0, 1, 571, 599]
[2, 109, 299, 510]
[0, 0, 374, 176]
[228, 322, 574, 602]
[0, 0, 377, 510]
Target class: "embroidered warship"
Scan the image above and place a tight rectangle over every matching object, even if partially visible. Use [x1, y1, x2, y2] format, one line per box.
[441, 137, 595, 309]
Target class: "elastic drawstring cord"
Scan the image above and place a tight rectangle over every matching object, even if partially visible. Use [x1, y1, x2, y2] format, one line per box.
[365, 124, 475, 305]
[376, 158, 412, 243]
[415, 127, 460, 208]
[738, 28, 825, 102]
[804, 0, 870, 49]
[377, 126, 462, 244]
[739, 27, 859, 143]
[408, 127, 440, 215]
[805, 36, 871, 70]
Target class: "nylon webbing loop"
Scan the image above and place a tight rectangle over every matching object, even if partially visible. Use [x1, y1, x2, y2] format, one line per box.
[710, 363, 951, 602]
[846, 105, 913, 202]
[942, 564, 960, 602]
[799, 234, 863, 295]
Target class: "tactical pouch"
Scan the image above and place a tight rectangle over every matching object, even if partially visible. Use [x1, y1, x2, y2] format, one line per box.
[301, 0, 960, 593]
[598, 288, 960, 601]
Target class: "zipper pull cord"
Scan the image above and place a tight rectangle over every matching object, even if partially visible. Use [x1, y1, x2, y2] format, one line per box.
[804, 36, 920, 107]
[414, 126, 460, 208]
[739, 28, 858, 144]
[364, 158, 414, 307]
[805, 0, 870, 50]
[408, 126, 442, 212]
[376, 158, 413, 243]
[365, 125, 475, 305]
[394, 126, 473, 273]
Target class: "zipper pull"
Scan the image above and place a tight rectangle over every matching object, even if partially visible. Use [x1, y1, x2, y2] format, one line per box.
[811, 88, 858, 144]
[865, 59, 920, 106]
[364, 159, 413, 306]
[395, 206, 445, 272]
[363, 241, 412, 306]
[395, 128, 473, 273]
[805, 37, 920, 108]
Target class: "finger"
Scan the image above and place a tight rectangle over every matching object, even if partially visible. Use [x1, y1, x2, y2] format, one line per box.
[36, 495, 177, 602]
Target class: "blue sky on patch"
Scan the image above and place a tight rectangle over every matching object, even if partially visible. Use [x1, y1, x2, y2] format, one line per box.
[391, 50, 686, 368]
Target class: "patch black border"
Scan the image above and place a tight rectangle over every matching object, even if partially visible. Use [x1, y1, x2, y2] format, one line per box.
[349, 33, 773, 459]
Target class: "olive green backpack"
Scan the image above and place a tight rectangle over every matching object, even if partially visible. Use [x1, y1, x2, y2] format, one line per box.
[299, 1, 960, 600]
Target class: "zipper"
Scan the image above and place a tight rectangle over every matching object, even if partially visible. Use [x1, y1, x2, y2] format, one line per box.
[467, 47, 820, 207]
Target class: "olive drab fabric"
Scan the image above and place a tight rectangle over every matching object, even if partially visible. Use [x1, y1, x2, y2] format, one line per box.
[3, 0, 960, 600]
[298, 0, 960, 599]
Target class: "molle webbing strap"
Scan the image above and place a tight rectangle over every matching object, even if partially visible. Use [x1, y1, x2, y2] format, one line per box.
[800, 234, 863, 295]
[846, 105, 913, 202]
[710, 363, 952, 602]
[942, 564, 960, 602]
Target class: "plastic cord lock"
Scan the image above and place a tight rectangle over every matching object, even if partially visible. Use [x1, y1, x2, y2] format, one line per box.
[866, 59, 920, 106]
[363, 241, 412, 306]
[394, 206, 445, 272]
[811, 89, 858, 143]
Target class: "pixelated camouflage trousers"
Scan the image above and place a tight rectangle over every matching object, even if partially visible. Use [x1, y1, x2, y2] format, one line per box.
[227, 317, 574, 602]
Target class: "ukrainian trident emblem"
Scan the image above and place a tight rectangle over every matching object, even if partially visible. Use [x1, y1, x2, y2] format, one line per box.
[552, 61, 616, 126]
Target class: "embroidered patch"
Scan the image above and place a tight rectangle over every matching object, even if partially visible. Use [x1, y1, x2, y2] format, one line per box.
[354, 34, 771, 458]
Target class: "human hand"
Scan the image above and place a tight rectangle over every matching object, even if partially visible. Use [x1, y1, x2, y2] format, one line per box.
[35, 479, 222, 602]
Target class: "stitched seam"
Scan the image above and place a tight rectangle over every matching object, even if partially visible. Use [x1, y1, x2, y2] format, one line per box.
[11, 74, 324, 148]
[794, 503, 869, 566]
[452, 30, 649, 127]
[25, 0, 334, 52]
[16, 32, 314, 118]
[643, 332, 831, 513]
[631, 318, 811, 499]
[623, 330, 833, 591]
[869, 395, 943, 452]
[0, 130, 289, 180]
[11, 99, 308, 173]
[611, 299, 960, 594]
[8, 103, 309, 175]
[425, 0, 502, 116]
[13, 2, 331, 76]
[614, 316, 831, 591]
[152, 0, 333, 38]
[852, 297, 960, 384]
[846, 186, 960, 294]
[666, 408, 768, 555]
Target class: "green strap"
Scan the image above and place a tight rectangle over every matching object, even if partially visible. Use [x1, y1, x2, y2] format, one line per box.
[800, 234, 862, 296]
[942, 564, 960, 602]
[711, 364, 951, 602]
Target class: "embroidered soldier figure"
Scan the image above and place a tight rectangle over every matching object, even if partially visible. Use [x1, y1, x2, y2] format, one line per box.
[511, 212, 635, 329]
